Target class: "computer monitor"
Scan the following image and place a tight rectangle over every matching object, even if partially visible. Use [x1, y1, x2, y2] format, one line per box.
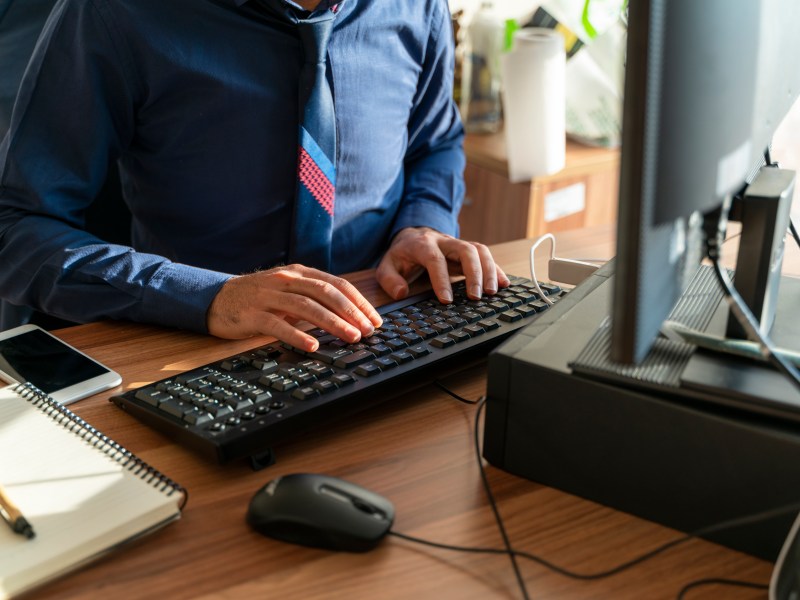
[610, 0, 800, 364]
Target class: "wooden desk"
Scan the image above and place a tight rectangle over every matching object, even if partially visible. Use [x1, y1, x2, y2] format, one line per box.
[36, 226, 778, 600]
[460, 132, 620, 244]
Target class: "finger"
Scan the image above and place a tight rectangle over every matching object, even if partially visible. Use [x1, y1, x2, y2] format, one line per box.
[376, 255, 409, 300]
[416, 241, 453, 304]
[257, 312, 320, 352]
[271, 290, 370, 343]
[439, 239, 483, 300]
[472, 242, 498, 295]
[298, 266, 383, 330]
[496, 264, 511, 289]
[272, 268, 377, 335]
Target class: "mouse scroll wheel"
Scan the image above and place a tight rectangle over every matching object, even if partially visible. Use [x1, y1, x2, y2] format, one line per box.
[351, 498, 379, 515]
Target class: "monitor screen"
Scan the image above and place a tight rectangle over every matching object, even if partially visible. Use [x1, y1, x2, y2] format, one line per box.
[610, 0, 800, 364]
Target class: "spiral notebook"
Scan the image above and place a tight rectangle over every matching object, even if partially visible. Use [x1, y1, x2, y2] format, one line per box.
[0, 383, 186, 599]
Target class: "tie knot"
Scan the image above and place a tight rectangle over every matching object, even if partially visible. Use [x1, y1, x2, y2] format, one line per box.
[298, 15, 334, 65]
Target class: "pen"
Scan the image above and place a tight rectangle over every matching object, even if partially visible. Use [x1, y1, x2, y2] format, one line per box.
[0, 483, 35, 539]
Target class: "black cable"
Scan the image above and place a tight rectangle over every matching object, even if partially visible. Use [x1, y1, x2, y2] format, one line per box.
[709, 256, 800, 392]
[474, 398, 530, 600]
[703, 201, 800, 393]
[390, 383, 798, 593]
[676, 577, 768, 600]
[433, 380, 480, 404]
[790, 217, 800, 250]
[392, 498, 800, 581]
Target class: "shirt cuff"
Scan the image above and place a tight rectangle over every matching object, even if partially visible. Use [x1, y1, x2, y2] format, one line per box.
[390, 200, 460, 241]
[139, 262, 232, 333]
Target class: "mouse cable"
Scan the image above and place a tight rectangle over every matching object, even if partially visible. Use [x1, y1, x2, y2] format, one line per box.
[433, 380, 480, 404]
[791, 217, 800, 250]
[675, 577, 767, 600]
[395, 384, 800, 592]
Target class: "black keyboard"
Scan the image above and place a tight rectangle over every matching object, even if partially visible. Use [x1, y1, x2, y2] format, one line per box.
[110, 276, 562, 465]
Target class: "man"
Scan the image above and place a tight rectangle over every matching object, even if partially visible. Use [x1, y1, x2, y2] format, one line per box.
[0, 0, 509, 351]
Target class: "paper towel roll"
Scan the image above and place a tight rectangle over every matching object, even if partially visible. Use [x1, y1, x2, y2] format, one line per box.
[501, 28, 566, 182]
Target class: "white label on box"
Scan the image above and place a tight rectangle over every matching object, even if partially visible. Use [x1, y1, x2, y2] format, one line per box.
[544, 182, 586, 222]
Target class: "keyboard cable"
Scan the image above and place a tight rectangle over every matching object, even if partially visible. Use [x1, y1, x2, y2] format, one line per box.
[387, 382, 800, 599]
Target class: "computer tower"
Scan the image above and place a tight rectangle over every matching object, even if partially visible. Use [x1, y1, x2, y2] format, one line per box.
[484, 261, 800, 560]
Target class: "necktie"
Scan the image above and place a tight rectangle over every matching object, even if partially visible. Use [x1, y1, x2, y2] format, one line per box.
[288, 6, 338, 271]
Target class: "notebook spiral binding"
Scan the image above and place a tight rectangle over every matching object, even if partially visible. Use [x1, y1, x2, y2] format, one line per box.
[14, 382, 188, 509]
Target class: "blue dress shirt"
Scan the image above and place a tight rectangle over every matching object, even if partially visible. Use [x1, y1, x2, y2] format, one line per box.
[0, 0, 464, 333]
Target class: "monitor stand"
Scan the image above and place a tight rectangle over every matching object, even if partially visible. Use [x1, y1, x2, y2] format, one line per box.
[483, 259, 800, 560]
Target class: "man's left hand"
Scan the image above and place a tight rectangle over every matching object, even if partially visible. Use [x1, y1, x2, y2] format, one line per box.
[376, 227, 510, 304]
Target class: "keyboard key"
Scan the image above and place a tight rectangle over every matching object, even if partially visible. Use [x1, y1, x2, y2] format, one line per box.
[498, 311, 523, 322]
[375, 356, 398, 370]
[256, 346, 283, 359]
[183, 409, 213, 426]
[316, 334, 338, 345]
[258, 373, 281, 387]
[331, 373, 356, 386]
[407, 344, 431, 358]
[430, 336, 455, 349]
[175, 369, 212, 384]
[531, 300, 550, 312]
[461, 312, 482, 323]
[432, 322, 453, 334]
[416, 327, 438, 340]
[539, 283, 562, 296]
[386, 338, 408, 351]
[271, 378, 298, 392]
[464, 325, 485, 337]
[369, 344, 392, 357]
[220, 358, 249, 372]
[309, 347, 353, 364]
[390, 351, 413, 364]
[250, 359, 279, 372]
[400, 333, 423, 345]
[247, 389, 272, 404]
[500, 296, 523, 308]
[292, 386, 320, 401]
[308, 364, 334, 378]
[355, 363, 382, 377]
[159, 399, 195, 419]
[135, 389, 171, 406]
[312, 379, 338, 394]
[448, 330, 471, 343]
[225, 395, 253, 411]
[478, 319, 500, 331]
[334, 349, 377, 368]
[295, 372, 316, 385]
[205, 403, 234, 418]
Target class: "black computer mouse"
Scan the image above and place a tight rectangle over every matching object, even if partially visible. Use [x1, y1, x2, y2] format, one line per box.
[246, 473, 395, 552]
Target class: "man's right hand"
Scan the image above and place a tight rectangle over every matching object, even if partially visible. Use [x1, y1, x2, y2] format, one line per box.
[206, 265, 383, 351]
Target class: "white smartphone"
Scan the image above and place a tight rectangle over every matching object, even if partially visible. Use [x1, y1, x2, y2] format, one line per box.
[0, 324, 122, 404]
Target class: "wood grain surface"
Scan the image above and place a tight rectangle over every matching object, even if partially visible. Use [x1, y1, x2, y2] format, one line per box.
[29, 224, 798, 600]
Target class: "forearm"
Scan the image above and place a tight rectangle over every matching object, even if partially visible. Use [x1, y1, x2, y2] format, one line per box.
[393, 133, 465, 239]
[393, 0, 465, 239]
[0, 211, 230, 331]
